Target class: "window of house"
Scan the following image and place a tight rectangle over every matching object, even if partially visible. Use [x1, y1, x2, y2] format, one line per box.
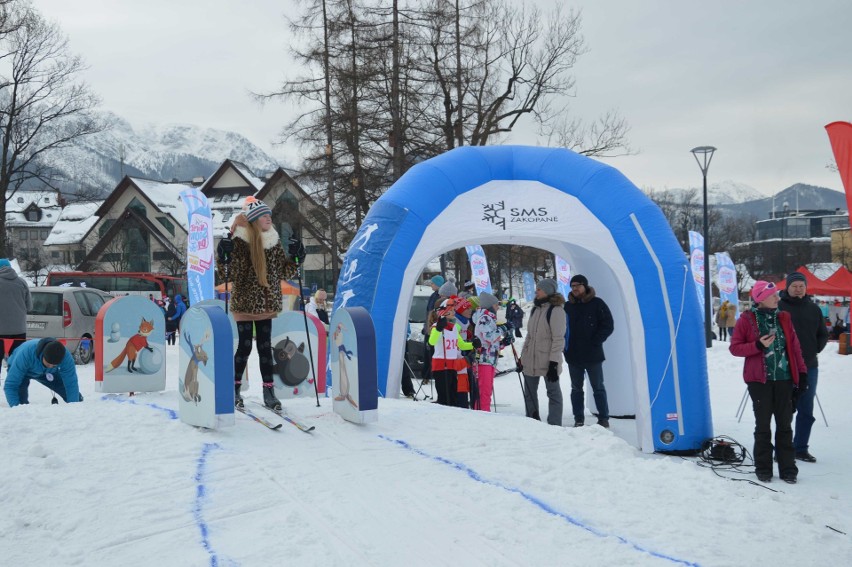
[156, 216, 176, 236]
[30, 230, 39, 239]
[230, 193, 240, 202]
[21, 231, 28, 240]
[128, 197, 147, 217]
[51, 251, 60, 259]
[17, 197, 23, 203]
[26, 210, 40, 222]
[40, 230, 49, 239]
[99, 219, 115, 237]
[214, 194, 224, 202]
[153, 250, 173, 261]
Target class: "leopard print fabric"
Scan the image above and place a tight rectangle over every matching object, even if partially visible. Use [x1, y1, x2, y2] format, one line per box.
[219, 226, 299, 315]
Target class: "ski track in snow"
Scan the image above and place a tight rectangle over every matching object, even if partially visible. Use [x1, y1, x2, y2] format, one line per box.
[1, 331, 851, 566]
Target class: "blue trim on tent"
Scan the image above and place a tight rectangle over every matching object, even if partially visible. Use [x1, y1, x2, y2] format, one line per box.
[332, 146, 712, 452]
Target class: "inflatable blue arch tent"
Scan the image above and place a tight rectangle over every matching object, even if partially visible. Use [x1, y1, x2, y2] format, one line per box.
[330, 146, 713, 453]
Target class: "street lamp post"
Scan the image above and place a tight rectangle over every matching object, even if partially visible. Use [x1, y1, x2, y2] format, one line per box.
[691, 146, 717, 348]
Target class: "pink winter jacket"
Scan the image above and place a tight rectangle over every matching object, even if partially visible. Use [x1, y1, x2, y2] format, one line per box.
[729, 310, 806, 386]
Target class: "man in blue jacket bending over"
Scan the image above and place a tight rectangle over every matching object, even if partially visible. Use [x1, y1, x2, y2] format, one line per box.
[4, 338, 82, 407]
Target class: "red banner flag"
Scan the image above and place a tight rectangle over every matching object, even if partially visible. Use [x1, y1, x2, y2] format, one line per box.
[825, 121, 852, 219]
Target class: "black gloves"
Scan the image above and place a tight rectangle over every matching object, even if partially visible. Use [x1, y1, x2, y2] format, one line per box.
[145, 346, 154, 352]
[500, 334, 514, 347]
[217, 236, 234, 264]
[546, 361, 559, 382]
[798, 372, 809, 391]
[435, 317, 448, 331]
[464, 349, 477, 364]
[288, 237, 306, 263]
[516, 361, 524, 373]
[754, 339, 767, 351]
[472, 337, 482, 349]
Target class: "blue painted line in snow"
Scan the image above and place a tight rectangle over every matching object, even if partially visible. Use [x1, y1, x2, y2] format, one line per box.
[379, 435, 700, 567]
[195, 442, 232, 567]
[100, 395, 179, 420]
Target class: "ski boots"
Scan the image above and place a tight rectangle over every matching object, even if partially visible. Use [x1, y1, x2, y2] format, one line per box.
[263, 383, 282, 411]
[235, 383, 244, 408]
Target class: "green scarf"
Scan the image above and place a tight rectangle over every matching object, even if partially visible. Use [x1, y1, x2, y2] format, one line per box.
[752, 307, 790, 381]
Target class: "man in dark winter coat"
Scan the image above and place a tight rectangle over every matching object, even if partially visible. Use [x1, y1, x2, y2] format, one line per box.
[0, 258, 31, 380]
[519, 279, 566, 426]
[778, 271, 829, 463]
[506, 299, 524, 338]
[564, 274, 614, 428]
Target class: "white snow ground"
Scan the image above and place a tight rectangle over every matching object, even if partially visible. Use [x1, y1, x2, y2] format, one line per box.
[1, 330, 850, 566]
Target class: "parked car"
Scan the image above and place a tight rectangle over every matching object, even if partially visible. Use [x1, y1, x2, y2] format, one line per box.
[405, 285, 434, 379]
[26, 286, 113, 365]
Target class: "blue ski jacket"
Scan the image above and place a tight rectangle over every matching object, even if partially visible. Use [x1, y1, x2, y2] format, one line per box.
[4, 338, 80, 407]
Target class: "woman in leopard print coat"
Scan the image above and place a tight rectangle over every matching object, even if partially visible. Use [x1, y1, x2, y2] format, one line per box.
[217, 197, 298, 410]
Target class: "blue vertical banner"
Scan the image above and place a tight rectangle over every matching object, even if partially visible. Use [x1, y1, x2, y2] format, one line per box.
[714, 252, 739, 321]
[465, 245, 494, 294]
[555, 256, 572, 298]
[180, 188, 216, 305]
[522, 271, 536, 302]
[688, 231, 705, 320]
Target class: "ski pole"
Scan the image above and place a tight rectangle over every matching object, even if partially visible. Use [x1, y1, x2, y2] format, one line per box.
[511, 342, 534, 418]
[295, 255, 321, 408]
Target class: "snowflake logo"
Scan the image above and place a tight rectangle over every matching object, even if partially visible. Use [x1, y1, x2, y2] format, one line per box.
[483, 201, 506, 230]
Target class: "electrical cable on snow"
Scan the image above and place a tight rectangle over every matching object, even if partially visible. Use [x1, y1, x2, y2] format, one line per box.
[379, 435, 700, 567]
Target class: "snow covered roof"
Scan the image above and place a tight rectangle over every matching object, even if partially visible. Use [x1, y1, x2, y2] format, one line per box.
[130, 177, 193, 229]
[5, 190, 60, 212]
[44, 202, 103, 245]
[4, 190, 63, 228]
[210, 206, 242, 237]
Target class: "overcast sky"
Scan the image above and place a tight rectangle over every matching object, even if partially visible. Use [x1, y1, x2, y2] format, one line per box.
[30, 0, 852, 196]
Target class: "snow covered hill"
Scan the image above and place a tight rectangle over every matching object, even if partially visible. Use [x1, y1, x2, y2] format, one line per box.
[1, 331, 850, 566]
[38, 112, 281, 197]
[657, 180, 765, 205]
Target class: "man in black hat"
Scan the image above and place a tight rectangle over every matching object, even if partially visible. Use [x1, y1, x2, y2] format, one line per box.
[564, 274, 614, 428]
[778, 271, 828, 463]
[3, 338, 82, 407]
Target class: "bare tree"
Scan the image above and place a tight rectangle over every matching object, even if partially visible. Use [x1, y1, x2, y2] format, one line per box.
[99, 233, 132, 272]
[159, 237, 187, 277]
[259, 0, 630, 243]
[542, 109, 633, 158]
[0, 3, 105, 256]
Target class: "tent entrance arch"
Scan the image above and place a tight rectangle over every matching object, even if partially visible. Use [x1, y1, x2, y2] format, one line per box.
[331, 146, 712, 453]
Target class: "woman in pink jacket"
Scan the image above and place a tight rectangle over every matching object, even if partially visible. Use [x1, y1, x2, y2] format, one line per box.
[730, 281, 807, 484]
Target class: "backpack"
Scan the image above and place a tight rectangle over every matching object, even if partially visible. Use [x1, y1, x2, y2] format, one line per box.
[531, 304, 555, 326]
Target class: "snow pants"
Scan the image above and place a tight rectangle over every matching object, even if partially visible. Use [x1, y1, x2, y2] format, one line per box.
[748, 380, 797, 479]
[477, 364, 495, 412]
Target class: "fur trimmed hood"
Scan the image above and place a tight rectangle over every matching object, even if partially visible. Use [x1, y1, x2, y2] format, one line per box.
[233, 225, 281, 249]
[567, 286, 597, 304]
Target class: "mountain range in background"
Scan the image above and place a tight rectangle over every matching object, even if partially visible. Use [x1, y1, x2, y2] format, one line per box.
[32, 111, 849, 218]
[646, 180, 847, 220]
[39, 112, 282, 198]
